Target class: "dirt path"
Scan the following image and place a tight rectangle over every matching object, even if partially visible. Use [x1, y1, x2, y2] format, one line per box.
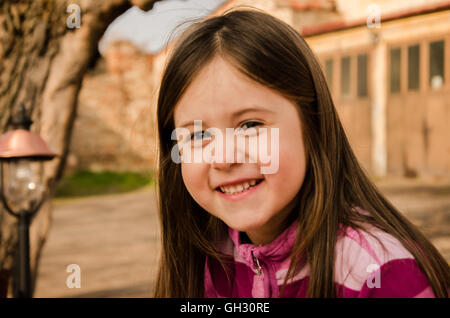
[378, 182, 450, 262]
[34, 181, 450, 297]
[34, 185, 160, 297]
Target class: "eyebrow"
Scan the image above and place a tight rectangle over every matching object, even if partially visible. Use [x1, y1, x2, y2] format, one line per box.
[178, 106, 275, 128]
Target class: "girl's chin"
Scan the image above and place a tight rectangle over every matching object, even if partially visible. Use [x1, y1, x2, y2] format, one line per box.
[223, 217, 268, 234]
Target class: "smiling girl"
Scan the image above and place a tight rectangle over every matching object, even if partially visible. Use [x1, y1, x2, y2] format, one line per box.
[154, 8, 449, 298]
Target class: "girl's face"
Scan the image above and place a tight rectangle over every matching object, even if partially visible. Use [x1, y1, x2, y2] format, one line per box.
[173, 56, 306, 245]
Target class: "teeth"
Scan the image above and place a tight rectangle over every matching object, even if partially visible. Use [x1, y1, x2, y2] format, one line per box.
[219, 179, 260, 194]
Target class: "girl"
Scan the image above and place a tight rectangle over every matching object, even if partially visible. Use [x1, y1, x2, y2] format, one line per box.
[154, 8, 449, 298]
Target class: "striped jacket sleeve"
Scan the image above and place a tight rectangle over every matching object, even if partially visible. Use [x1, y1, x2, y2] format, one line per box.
[336, 224, 435, 298]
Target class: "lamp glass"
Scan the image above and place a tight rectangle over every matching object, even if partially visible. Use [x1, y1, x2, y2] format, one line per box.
[3, 159, 44, 212]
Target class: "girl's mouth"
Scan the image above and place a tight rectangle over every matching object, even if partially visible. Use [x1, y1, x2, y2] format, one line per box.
[216, 178, 264, 201]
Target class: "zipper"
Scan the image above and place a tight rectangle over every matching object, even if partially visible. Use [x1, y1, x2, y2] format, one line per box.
[251, 250, 262, 275]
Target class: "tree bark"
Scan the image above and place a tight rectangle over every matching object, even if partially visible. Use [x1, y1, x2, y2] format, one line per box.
[0, 0, 162, 297]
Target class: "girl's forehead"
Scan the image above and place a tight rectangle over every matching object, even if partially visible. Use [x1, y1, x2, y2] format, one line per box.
[173, 59, 283, 127]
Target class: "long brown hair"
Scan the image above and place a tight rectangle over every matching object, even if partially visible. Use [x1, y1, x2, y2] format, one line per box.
[154, 8, 449, 297]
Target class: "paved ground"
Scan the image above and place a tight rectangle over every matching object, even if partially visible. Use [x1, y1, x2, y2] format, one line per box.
[376, 179, 450, 262]
[34, 179, 450, 298]
[34, 185, 160, 298]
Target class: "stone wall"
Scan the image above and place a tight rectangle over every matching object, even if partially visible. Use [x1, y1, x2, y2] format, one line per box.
[65, 41, 158, 175]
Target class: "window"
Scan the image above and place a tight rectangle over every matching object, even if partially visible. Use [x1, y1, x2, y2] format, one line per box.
[357, 54, 368, 97]
[429, 40, 444, 89]
[390, 48, 401, 93]
[408, 44, 420, 91]
[341, 56, 350, 97]
[325, 59, 333, 92]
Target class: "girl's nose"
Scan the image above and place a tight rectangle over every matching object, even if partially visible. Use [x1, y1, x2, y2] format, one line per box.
[210, 142, 236, 170]
[211, 160, 234, 170]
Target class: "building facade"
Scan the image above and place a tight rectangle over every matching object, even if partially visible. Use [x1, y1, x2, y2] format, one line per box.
[304, 1, 450, 178]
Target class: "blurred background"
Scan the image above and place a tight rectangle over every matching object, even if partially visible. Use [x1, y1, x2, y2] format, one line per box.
[0, 0, 449, 297]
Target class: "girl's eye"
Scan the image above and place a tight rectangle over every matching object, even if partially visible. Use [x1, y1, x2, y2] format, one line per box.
[239, 121, 262, 130]
[190, 130, 211, 141]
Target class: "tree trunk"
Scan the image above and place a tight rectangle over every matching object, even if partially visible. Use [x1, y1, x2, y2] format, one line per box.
[0, 0, 162, 297]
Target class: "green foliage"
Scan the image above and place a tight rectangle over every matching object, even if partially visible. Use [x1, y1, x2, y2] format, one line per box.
[54, 170, 153, 198]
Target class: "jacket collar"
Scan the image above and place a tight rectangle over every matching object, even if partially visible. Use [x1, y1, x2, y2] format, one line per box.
[228, 219, 299, 266]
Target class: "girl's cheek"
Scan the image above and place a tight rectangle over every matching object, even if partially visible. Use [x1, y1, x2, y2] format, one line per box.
[181, 163, 197, 192]
[273, 132, 306, 186]
[181, 162, 209, 197]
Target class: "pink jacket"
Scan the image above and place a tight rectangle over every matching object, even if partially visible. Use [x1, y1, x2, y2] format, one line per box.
[204, 214, 435, 298]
